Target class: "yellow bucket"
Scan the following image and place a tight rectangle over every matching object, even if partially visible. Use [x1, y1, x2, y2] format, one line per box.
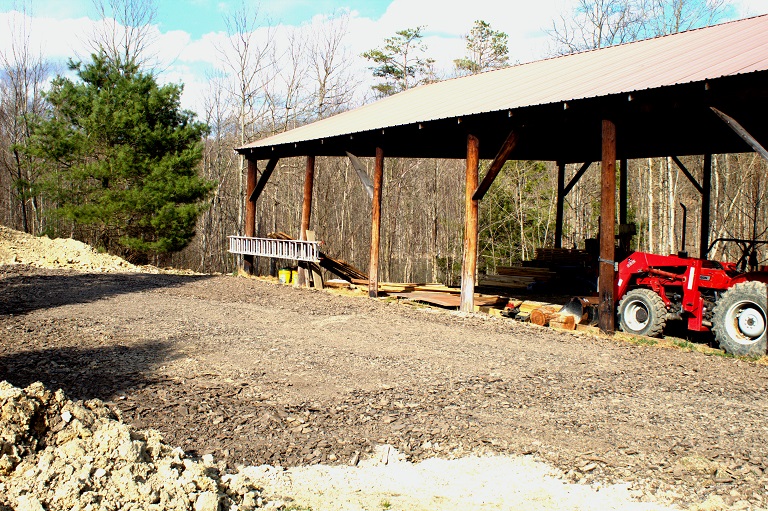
[291, 269, 299, 283]
[278, 268, 291, 284]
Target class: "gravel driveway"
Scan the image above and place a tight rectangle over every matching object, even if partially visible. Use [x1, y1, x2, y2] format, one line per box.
[1, 265, 767, 510]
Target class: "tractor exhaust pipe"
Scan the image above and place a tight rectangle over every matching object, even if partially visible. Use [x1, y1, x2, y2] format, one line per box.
[679, 202, 688, 258]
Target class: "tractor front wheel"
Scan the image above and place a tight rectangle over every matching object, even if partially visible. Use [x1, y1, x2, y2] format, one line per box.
[618, 288, 667, 337]
[712, 281, 767, 357]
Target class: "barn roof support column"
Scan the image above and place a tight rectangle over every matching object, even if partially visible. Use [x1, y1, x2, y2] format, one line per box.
[555, 161, 566, 248]
[461, 134, 480, 313]
[243, 158, 258, 275]
[298, 155, 316, 287]
[700, 154, 712, 259]
[368, 147, 384, 298]
[599, 119, 617, 333]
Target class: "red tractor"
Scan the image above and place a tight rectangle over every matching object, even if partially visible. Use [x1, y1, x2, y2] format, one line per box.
[615, 241, 768, 357]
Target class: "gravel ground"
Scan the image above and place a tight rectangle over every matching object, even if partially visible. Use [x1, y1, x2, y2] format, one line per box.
[1, 259, 768, 510]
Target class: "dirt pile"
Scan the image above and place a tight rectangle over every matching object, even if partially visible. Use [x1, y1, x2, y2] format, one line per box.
[0, 226, 144, 273]
[0, 381, 269, 511]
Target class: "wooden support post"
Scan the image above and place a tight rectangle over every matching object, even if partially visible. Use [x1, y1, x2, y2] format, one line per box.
[700, 154, 712, 259]
[555, 161, 565, 249]
[619, 159, 628, 225]
[369, 147, 384, 298]
[599, 120, 617, 333]
[461, 134, 480, 313]
[298, 155, 316, 287]
[243, 158, 258, 275]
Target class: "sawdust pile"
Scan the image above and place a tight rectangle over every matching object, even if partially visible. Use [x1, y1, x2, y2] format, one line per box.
[0, 381, 269, 511]
[0, 226, 159, 273]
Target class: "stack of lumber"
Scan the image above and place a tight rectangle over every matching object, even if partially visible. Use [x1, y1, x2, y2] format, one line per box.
[479, 266, 556, 290]
[533, 248, 592, 266]
[267, 232, 368, 282]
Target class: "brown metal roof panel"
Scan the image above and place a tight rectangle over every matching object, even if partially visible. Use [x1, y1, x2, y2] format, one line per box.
[239, 14, 768, 152]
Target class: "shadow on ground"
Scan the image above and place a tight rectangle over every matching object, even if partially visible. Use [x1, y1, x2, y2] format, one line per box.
[0, 340, 178, 401]
[0, 266, 212, 316]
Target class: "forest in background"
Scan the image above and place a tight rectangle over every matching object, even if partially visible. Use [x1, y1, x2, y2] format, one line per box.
[1, 0, 767, 284]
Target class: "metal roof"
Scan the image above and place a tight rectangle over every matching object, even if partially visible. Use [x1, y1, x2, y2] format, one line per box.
[238, 14, 768, 161]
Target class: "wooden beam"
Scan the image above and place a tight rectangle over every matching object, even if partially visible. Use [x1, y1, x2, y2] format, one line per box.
[670, 156, 703, 194]
[248, 158, 279, 203]
[471, 130, 518, 201]
[700, 154, 712, 259]
[460, 134, 480, 313]
[564, 161, 592, 196]
[554, 161, 565, 249]
[368, 147, 384, 298]
[243, 158, 258, 274]
[599, 119, 616, 333]
[298, 155, 316, 287]
[711, 107, 768, 162]
[619, 159, 628, 225]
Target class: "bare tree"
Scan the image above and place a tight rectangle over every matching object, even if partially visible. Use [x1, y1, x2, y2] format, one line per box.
[89, 0, 159, 67]
[307, 13, 357, 119]
[0, 5, 51, 234]
[217, 2, 275, 234]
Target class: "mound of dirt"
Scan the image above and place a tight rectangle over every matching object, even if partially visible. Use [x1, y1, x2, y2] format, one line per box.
[0, 226, 145, 273]
[0, 381, 268, 511]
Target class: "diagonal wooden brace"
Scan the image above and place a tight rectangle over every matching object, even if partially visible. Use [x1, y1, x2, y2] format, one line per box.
[471, 130, 518, 201]
[248, 157, 279, 203]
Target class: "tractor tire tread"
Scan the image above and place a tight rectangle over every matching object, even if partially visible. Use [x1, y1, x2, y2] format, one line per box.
[618, 288, 667, 338]
[712, 280, 767, 357]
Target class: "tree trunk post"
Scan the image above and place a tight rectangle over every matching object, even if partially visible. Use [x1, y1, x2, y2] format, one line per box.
[298, 155, 316, 287]
[243, 158, 258, 275]
[369, 147, 384, 298]
[555, 161, 565, 248]
[599, 120, 617, 332]
[619, 159, 628, 225]
[700, 154, 712, 259]
[460, 134, 480, 313]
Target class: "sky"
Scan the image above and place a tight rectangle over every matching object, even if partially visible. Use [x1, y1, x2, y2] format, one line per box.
[2, 0, 768, 114]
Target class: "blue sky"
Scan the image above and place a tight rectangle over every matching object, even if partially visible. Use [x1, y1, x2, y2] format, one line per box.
[2, 0, 768, 113]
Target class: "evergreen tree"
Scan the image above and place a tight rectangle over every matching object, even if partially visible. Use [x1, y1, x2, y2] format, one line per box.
[454, 20, 510, 76]
[25, 52, 212, 262]
[362, 27, 435, 97]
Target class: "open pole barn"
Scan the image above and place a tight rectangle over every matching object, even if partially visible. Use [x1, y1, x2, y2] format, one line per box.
[233, 15, 768, 333]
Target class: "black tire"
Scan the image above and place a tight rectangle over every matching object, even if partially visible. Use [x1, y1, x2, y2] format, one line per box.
[712, 281, 767, 357]
[617, 288, 667, 337]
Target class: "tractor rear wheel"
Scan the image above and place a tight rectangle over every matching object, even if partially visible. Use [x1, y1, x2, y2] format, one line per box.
[712, 281, 767, 357]
[618, 288, 667, 337]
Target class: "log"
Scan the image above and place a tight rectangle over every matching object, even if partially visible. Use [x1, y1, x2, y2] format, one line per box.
[550, 315, 576, 330]
[529, 306, 561, 326]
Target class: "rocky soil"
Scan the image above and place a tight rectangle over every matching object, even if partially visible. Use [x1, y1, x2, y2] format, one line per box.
[1, 226, 768, 510]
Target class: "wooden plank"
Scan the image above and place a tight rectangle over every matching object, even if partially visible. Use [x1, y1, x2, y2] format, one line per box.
[599, 119, 617, 332]
[388, 291, 505, 308]
[460, 134, 480, 312]
[306, 231, 323, 289]
[471, 130, 518, 200]
[369, 147, 384, 298]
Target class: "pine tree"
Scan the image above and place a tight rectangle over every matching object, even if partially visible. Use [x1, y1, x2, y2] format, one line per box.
[25, 52, 212, 263]
[362, 27, 435, 97]
[454, 20, 509, 76]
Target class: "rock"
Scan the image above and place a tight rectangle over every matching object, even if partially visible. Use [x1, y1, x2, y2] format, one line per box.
[0, 381, 268, 511]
